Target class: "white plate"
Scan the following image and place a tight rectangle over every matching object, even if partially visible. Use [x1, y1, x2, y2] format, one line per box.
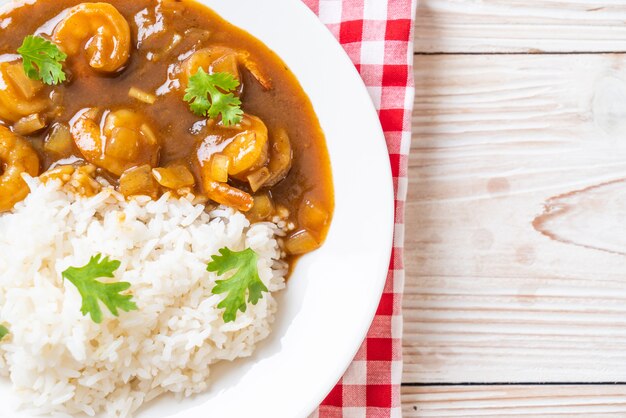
[0, 0, 394, 417]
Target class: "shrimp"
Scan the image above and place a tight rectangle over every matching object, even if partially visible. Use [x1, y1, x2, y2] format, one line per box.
[221, 114, 269, 179]
[0, 61, 50, 123]
[264, 127, 293, 187]
[202, 178, 254, 212]
[52, 3, 131, 73]
[70, 108, 160, 176]
[181, 46, 272, 91]
[196, 114, 270, 211]
[0, 125, 40, 212]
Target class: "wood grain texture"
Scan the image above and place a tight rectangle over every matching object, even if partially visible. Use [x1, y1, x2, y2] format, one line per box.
[415, 1, 626, 53]
[402, 385, 626, 416]
[403, 53, 626, 383]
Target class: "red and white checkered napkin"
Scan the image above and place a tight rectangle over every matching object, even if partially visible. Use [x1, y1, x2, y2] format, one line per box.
[302, 0, 417, 416]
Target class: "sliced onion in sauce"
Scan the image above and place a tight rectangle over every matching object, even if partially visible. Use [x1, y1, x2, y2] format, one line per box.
[247, 193, 274, 223]
[140, 123, 158, 145]
[247, 167, 270, 192]
[14, 113, 46, 135]
[128, 87, 157, 104]
[284, 229, 320, 255]
[298, 198, 330, 233]
[5, 62, 43, 99]
[119, 164, 159, 199]
[209, 153, 230, 182]
[152, 163, 195, 189]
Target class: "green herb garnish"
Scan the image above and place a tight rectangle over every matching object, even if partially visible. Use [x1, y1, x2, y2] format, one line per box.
[62, 254, 137, 324]
[17, 35, 67, 85]
[184, 69, 243, 127]
[207, 247, 268, 323]
[0, 325, 8, 341]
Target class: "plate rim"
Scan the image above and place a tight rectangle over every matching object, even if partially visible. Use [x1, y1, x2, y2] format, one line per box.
[286, 2, 395, 414]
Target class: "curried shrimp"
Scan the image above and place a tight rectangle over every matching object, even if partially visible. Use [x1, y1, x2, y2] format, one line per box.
[220, 114, 269, 179]
[181, 46, 272, 91]
[52, 3, 131, 73]
[0, 60, 50, 123]
[0, 125, 40, 212]
[202, 178, 254, 212]
[196, 114, 272, 211]
[264, 127, 293, 187]
[70, 108, 160, 176]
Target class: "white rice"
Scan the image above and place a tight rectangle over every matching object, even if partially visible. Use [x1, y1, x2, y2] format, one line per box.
[0, 177, 287, 417]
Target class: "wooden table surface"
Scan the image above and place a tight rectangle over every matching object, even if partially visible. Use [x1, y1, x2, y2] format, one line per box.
[403, 1, 626, 415]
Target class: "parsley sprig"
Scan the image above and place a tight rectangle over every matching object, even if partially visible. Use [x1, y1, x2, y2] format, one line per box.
[17, 35, 67, 85]
[62, 254, 138, 324]
[0, 325, 8, 341]
[184, 69, 243, 127]
[208, 247, 268, 323]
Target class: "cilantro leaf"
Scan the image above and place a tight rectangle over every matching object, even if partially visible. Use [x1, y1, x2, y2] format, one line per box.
[17, 35, 67, 85]
[207, 247, 268, 323]
[183, 68, 243, 127]
[62, 254, 138, 324]
[0, 325, 8, 341]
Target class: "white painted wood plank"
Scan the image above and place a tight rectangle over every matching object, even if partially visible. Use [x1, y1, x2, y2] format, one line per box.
[415, 0, 626, 53]
[404, 53, 626, 383]
[403, 385, 626, 416]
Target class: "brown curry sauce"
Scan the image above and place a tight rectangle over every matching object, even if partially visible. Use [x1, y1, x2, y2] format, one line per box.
[0, 0, 334, 260]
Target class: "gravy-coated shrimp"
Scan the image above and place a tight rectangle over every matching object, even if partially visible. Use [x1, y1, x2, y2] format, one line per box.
[196, 114, 271, 211]
[264, 127, 293, 187]
[52, 3, 131, 73]
[220, 114, 269, 179]
[181, 47, 271, 91]
[202, 177, 254, 212]
[0, 61, 50, 122]
[0, 126, 40, 211]
[70, 108, 160, 176]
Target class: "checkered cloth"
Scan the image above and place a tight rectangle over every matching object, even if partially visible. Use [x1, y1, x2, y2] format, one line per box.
[302, 0, 416, 416]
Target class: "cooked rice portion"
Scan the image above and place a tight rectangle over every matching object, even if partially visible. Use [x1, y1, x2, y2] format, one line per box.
[0, 177, 286, 417]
